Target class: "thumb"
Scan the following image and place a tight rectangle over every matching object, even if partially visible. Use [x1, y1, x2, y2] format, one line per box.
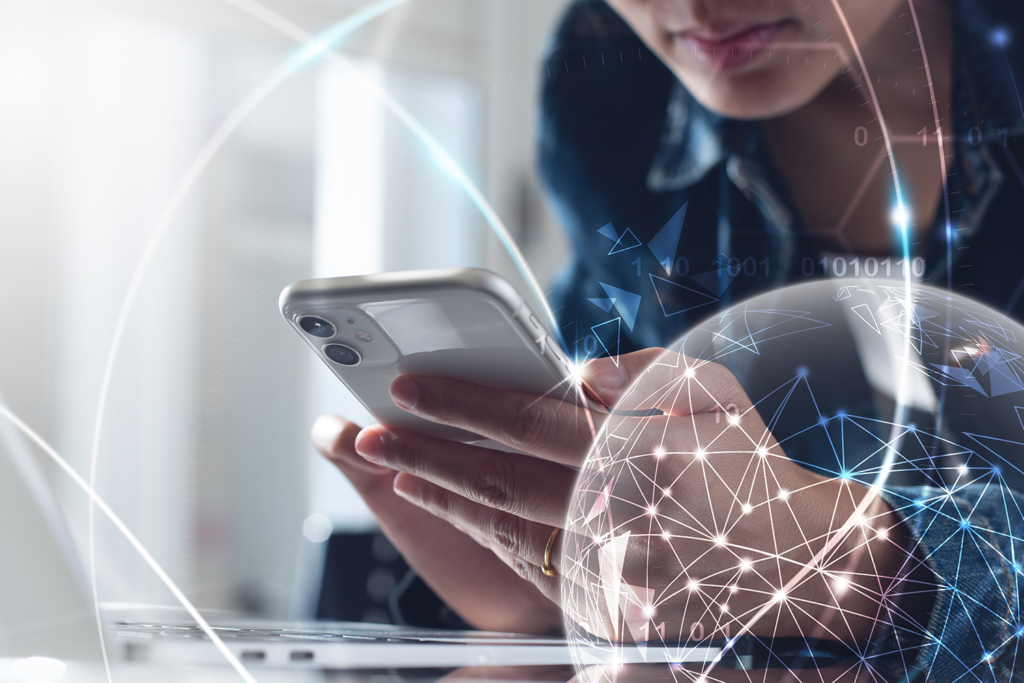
[581, 348, 749, 415]
[312, 414, 393, 480]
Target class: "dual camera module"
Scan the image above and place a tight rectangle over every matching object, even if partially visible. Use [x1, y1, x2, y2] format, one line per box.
[298, 315, 365, 366]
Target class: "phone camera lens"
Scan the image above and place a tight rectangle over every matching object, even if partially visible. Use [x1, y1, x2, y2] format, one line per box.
[323, 344, 361, 366]
[299, 316, 335, 338]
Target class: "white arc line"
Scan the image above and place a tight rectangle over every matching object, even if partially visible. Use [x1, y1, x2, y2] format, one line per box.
[88, 0, 557, 665]
[828, 0, 913, 496]
[701, 2, 917, 674]
[906, 1, 953, 290]
[83, 0, 411, 675]
[219, 0, 560, 341]
[0, 403, 256, 683]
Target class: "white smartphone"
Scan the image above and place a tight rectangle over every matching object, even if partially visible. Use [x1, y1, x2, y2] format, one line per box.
[279, 268, 579, 442]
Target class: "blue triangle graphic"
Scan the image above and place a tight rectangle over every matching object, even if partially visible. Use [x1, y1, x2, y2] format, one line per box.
[608, 228, 642, 255]
[596, 222, 619, 241]
[851, 304, 881, 334]
[990, 365, 1024, 397]
[599, 283, 641, 331]
[930, 364, 987, 395]
[689, 268, 736, 296]
[648, 274, 718, 317]
[587, 297, 616, 313]
[591, 318, 622, 360]
[689, 255, 737, 296]
[647, 201, 687, 273]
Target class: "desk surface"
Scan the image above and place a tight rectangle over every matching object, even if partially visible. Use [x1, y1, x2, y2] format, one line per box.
[3, 658, 867, 682]
[26, 661, 579, 683]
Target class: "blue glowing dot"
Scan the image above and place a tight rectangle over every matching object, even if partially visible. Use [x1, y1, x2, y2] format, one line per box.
[960, 519, 971, 530]
[908, 424, 917, 433]
[992, 28, 1011, 47]
[796, 366, 809, 378]
[1017, 627, 1024, 638]
[839, 470, 851, 480]
[914, 499, 925, 508]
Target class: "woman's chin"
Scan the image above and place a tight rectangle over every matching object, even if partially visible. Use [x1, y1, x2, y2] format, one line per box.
[676, 66, 837, 121]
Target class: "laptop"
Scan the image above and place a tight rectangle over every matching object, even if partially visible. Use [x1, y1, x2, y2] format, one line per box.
[0, 396, 720, 671]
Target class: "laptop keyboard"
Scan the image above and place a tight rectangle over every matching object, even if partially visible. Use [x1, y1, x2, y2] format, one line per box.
[113, 622, 561, 646]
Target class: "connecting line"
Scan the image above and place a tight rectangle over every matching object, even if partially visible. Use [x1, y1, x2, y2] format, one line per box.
[83, 0, 413, 676]
[906, 1, 953, 292]
[1001, 45, 1024, 128]
[0, 404, 257, 683]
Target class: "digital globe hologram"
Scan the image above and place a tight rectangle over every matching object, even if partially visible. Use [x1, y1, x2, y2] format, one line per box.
[563, 279, 1024, 681]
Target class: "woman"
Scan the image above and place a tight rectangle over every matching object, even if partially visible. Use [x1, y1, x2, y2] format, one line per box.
[314, 0, 1024, 679]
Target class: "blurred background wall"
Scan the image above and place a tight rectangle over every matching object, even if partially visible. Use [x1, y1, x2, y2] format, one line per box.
[0, 0, 571, 618]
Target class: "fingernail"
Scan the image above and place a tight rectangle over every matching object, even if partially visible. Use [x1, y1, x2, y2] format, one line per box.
[354, 428, 383, 464]
[311, 415, 343, 454]
[393, 474, 422, 505]
[390, 376, 420, 411]
[582, 362, 627, 391]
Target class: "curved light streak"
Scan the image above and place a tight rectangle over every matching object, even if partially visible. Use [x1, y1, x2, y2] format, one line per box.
[828, 0, 914, 496]
[84, 0, 411, 672]
[220, 0, 561, 342]
[73, 0, 928, 676]
[0, 403, 256, 683]
[703, 2, 919, 674]
[896, 5, 951, 674]
[85, 0, 561, 673]
[906, 2, 953, 291]
[828, 0, 913, 497]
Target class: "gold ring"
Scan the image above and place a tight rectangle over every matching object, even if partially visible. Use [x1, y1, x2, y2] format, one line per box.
[542, 527, 561, 578]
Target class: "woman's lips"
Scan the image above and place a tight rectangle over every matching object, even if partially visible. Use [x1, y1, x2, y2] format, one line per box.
[678, 22, 787, 72]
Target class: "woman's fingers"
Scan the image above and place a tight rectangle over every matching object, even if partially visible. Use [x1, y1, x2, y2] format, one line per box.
[392, 473, 606, 625]
[393, 472, 563, 606]
[312, 414, 393, 480]
[581, 349, 750, 416]
[355, 425, 577, 527]
[381, 351, 749, 473]
[393, 472, 558, 570]
[388, 375, 607, 466]
[311, 413, 562, 634]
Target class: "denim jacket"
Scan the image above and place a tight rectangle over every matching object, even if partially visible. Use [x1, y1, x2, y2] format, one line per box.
[539, 1, 1024, 679]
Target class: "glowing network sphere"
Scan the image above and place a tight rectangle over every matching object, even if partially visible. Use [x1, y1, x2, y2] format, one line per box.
[563, 279, 1024, 681]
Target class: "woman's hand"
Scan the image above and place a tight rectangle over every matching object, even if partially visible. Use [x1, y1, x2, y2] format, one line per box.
[317, 347, 921, 642]
[311, 415, 562, 634]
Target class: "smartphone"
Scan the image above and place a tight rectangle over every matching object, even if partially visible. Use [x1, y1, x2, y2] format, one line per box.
[279, 268, 579, 442]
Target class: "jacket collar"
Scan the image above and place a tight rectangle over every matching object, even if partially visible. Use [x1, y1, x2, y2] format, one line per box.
[646, 81, 730, 193]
